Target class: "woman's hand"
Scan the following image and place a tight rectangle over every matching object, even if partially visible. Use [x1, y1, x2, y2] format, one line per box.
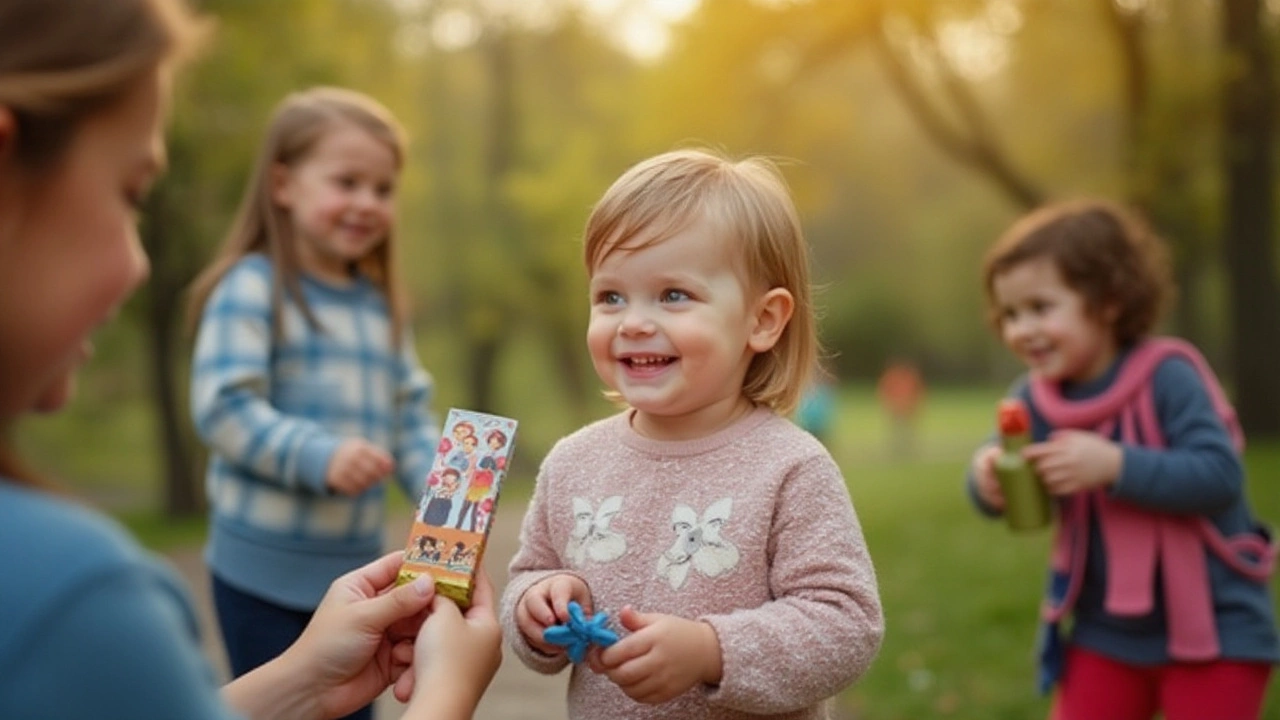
[223, 551, 436, 720]
[400, 569, 504, 719]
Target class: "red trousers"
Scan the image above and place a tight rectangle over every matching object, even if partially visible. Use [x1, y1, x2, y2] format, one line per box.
[1049, 646, 1272, 720]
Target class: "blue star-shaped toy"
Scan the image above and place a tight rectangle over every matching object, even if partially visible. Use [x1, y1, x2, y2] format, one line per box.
[542, 600, 619, 663]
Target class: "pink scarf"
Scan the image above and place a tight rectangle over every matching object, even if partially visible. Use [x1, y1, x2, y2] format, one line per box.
[1031, 337, 1275, 660]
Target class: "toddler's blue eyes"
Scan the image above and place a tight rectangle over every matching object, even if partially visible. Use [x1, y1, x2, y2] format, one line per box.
[593, 289, 690, 304]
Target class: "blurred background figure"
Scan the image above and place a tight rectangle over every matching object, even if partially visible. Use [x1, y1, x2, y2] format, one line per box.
[794, 365, 837, 446]
[877, 360, 925, 460]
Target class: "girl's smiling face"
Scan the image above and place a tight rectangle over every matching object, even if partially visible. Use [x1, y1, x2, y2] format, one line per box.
[991, 257, 1118, 384]
[0, 70, 166, 420]
[272, 121, 397, 285]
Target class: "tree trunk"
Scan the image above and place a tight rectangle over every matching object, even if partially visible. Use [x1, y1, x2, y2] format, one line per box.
[1222, 0, 1280, 436]
[146, 280, 202, 517]
[463, 29, 519, 413]
[468, 29, 517, 409]
[550, 318, 592, 422]
[467, 338, 501, 414]
[1099, 1, 1201, 347]
[141, 190, 204, 517]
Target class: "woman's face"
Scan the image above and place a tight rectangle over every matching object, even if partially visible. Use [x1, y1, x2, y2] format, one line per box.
[0, 70, 167, 420]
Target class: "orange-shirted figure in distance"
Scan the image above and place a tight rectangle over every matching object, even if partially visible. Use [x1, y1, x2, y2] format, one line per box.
[876, 360, 925, 459]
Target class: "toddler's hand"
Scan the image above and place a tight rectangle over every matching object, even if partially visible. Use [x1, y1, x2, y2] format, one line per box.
[397, 569, 502, 707]
[591, 606, 721, 705]
[1023, 429, 1122, 495]
[515, 574, 592, 657]
[327, 439, 394, 496]
[970, 443, 1006, 510]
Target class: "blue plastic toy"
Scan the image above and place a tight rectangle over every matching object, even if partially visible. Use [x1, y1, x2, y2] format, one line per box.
[542, 600, 619, 663]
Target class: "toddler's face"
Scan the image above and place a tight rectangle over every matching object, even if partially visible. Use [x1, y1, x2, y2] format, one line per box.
[991, 257, 1117, 383]
[0, 70, 165, 419]
[272, 122, 396, 285]
[586, 216, 778, 440]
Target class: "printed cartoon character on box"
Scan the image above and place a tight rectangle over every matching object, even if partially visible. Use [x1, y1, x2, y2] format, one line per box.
[421, 468, 461, 526]
[474, 497, 495, 534]
[413, 534, 442, 563]
[440, 420, 475, 455]
[458, 429, 507, 531]
[445, 424, 479, 480]
[448, 540, 479, 571]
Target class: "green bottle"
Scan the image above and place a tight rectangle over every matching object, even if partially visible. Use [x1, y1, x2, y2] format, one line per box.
[994, 398, 1051, 532]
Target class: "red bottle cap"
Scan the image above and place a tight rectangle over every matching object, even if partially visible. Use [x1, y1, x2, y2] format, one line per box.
[997, 398, 1031, 435]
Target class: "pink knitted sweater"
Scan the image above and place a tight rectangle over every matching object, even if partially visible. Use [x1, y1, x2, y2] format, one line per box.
[500, 408, 884, 719]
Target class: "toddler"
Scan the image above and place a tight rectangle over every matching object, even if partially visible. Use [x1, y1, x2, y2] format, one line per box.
[501, 148, 884, 719]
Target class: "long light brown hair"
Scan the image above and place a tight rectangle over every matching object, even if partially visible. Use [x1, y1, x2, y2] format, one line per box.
[185, 86, 410, 345]
[0, 0, 204, 487]
[584, 148, 819, 415]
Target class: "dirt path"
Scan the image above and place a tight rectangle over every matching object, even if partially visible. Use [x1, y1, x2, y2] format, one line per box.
[166, 508, 569, 720]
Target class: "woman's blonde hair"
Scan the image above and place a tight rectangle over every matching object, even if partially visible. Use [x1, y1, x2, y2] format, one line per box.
[583, 148, 818, 415]
[0, 0, 204, 486]
[186, 86, 410, 344]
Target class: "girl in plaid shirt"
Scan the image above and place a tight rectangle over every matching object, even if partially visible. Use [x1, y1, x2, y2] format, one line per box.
[187, 86, 439, 720]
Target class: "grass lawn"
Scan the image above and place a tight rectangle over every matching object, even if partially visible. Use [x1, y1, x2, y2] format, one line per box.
[17, 383, 1280, 717]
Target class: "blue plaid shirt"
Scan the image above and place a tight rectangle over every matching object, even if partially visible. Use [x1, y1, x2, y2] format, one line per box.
[191, 254, 438, 608]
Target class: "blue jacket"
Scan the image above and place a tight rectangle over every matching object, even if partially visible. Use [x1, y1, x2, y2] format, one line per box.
[969, 342, 1279, 677]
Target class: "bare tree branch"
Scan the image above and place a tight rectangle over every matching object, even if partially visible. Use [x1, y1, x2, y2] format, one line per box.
[871, 13, 1044, 208]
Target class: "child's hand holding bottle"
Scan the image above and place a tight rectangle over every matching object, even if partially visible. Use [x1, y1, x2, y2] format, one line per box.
[1023, 429, 1122, 496]
[970, 443, 1006, 511]
[327, 438, 395, 495]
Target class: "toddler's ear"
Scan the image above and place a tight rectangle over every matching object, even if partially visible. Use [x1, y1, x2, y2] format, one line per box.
[748, 288, 794, 353]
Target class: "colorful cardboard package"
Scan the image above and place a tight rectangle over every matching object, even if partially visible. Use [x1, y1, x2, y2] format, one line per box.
[397, 408, 518, 607]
